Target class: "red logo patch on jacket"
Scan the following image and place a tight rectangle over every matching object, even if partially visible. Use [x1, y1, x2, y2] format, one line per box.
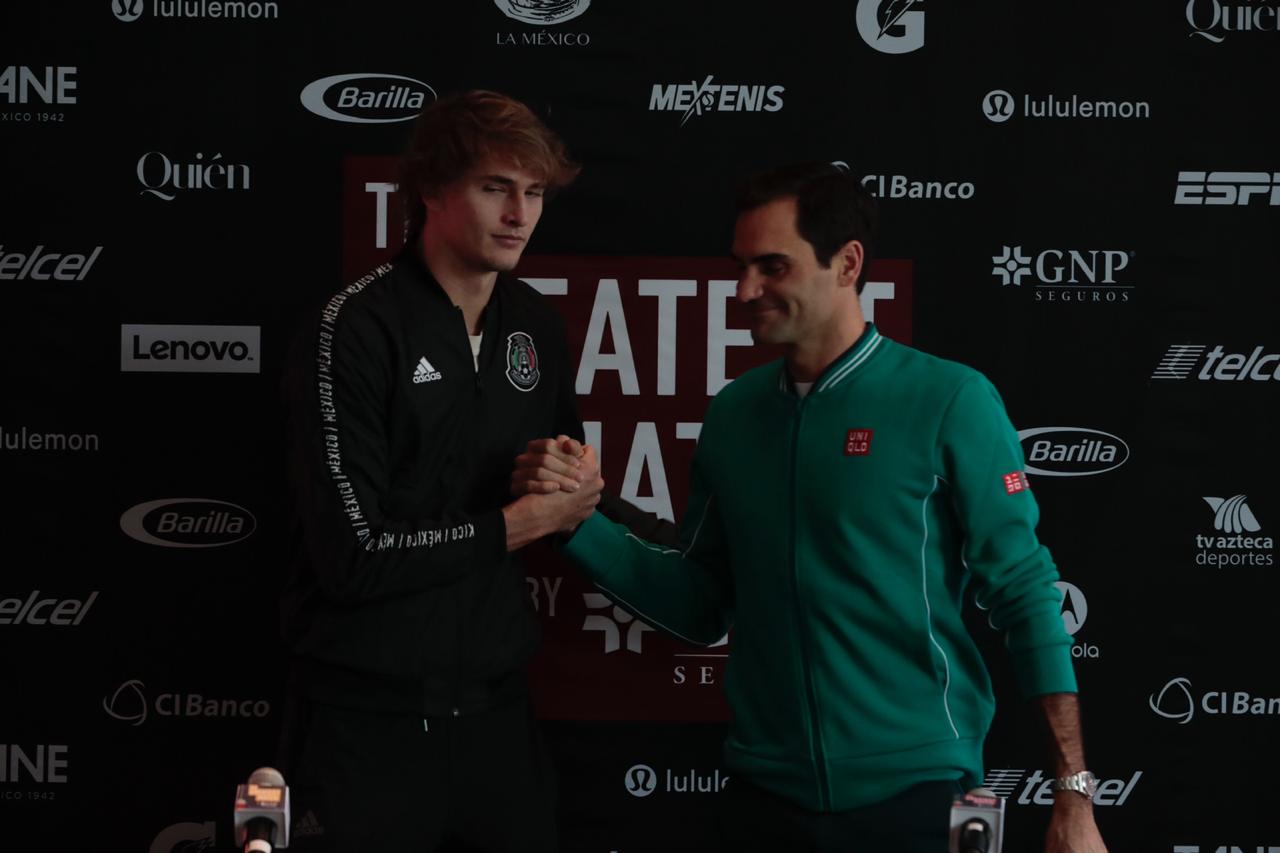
[1003, 471, 1030, 494]
[844, 429, 873, 456]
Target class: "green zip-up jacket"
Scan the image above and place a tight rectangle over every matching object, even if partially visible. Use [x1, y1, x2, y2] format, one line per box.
[563, 324, 1076, 812]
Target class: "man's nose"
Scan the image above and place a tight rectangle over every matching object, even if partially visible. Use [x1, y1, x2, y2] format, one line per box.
[736, 272, 762, 302]
[503, 194, 529, 225]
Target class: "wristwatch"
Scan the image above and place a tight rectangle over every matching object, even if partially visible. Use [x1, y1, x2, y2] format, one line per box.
[1051, 770, 1099, 800]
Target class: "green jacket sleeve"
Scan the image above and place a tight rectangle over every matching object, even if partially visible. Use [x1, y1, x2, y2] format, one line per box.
[562, 447, 733, 646]
[937, 375, 1076, 698]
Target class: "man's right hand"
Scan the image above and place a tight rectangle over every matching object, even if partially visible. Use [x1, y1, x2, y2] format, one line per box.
[511, 435, 586, 495]
[503, 445, 604, 551]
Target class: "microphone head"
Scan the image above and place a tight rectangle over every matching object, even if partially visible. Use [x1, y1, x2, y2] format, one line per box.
[248, 767, 286, 787]
[968, 787, 997, 798]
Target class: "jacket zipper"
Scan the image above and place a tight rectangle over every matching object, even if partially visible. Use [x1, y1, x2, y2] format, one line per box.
[790, 393, 831, 810]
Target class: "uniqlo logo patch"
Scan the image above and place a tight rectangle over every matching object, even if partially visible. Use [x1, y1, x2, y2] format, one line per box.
[1003, 471, 1030, 494]
[844, 429, 873, 456]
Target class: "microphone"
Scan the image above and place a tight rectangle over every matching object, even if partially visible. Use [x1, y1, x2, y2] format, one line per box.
[949, 787, 1004, 853]
[233, 767, 291, 852]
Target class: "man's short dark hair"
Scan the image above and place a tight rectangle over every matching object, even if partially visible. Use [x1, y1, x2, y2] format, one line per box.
[735, 163, 878, 293]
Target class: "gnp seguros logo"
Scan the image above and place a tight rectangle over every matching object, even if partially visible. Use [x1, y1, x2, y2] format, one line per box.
[1016, 427, 1130, 477]
[856, 0, 925, 55]
[300, 74, 435, 124]
[120, 498, 256, 548]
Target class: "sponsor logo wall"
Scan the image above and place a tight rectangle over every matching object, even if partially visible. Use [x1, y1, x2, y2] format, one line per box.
[2, 2, 1276, 850]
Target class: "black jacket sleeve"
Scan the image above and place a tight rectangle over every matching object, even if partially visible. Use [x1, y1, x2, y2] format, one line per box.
[287, 301, 506, 606]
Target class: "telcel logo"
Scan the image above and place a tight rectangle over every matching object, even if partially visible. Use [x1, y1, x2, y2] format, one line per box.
[300, 74, 434, 124]
[119, 498, 256, 548]
[1016, 427, 1130, 477]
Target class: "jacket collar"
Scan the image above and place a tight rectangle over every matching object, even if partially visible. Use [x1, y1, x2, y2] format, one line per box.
[776, 323, 885, 396]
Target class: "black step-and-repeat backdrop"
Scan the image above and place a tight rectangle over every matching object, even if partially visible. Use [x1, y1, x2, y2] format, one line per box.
[4, 1, 1278, 850]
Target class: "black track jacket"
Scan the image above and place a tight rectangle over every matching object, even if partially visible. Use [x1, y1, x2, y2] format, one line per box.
[282, 245, 667, 715]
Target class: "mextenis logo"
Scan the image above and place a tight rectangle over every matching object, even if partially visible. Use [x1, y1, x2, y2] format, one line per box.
[856, 0, 925, 54]
[121, 324, 260, 373]
[1152, 345, 1280, 381]
[0, 66, 76, 105]
[112, 0, 280, 22]
[1151, 676, 1280, 724]
[982, 88, 1150, 123]
[0, 591, 98, 626]
[624, 763, 730, 798]
[649, 76, 784, 126]
[103, 679, 270, 726]
[992, 245, 1134, 303]
[1187, 0, 1280, 43]
[120, 498, 256, 548]
[1174, 171, 1279, 205]
[0, 244, 102, 281]
[1016, 427, 1130, 477]
[494, 0, 590, 25]
[136, 151, 250, 201]
[300, 74, 435, 124]
[1196, 495, 1273, 568]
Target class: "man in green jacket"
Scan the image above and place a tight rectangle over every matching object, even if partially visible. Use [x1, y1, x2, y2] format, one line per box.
[515, 163, 1107, 852]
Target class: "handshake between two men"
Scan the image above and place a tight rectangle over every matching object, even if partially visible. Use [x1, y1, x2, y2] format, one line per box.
[502, 436, 604, 553]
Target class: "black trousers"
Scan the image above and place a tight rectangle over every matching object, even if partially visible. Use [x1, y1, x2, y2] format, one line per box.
[718, 777, 958, 853]
[284, 697, 557, 853]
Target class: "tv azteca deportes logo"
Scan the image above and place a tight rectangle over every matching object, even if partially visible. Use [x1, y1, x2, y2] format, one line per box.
[1193, 494, 1272, 568]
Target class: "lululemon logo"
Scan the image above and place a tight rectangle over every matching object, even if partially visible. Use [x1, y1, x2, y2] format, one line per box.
[625, 764, 658, 797]
[112, 0, 144, 22]
[983, 89, 1015, 123]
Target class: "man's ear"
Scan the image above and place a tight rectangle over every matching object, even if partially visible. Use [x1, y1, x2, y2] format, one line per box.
[835, 239, 864, 289]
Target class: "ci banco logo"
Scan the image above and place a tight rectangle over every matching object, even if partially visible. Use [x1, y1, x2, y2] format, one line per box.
[1150, 677, 1196, 724]
[856, 0, 925, 54]
[103, 679, 148, 726]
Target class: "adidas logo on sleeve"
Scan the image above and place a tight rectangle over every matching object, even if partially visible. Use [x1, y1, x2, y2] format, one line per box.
[412, 356, 443, 384]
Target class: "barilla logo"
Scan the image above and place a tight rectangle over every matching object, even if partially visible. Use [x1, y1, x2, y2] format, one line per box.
[119, 498, 256, 548]
[300, 73, 435, 124]
[1016, 427, 1129, 477]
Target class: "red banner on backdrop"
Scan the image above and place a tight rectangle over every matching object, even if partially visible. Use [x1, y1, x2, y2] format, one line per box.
[343, 155, 914, 719]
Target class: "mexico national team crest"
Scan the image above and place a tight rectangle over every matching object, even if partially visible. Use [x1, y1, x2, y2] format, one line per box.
[505, 331, 540, 391]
